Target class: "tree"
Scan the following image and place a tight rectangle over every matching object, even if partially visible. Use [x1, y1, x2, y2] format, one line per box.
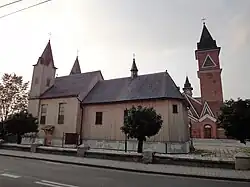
[121, 106, 163, 153]
[0, 73, 29, 120]
[4, 110, 38, 144]
[217, 98, 250, 144]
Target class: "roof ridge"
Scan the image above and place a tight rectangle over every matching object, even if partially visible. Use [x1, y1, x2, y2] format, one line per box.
[56, 70, 102, 79]
[99, 71, 166, 82]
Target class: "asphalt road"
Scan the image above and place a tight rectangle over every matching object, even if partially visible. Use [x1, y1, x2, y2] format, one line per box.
[0, 156, 249, 187]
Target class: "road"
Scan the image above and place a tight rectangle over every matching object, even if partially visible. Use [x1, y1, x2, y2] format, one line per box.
[0, 156, 249, 187]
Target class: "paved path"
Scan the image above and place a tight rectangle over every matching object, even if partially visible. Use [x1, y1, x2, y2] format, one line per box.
[0, 149, 249, 182]
[193, 139, 250, 158]
[0, 155, 249, 187]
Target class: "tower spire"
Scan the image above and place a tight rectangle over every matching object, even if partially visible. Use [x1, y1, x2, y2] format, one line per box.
[70, 55, 81, 75]
[197, 22, 218, 50]
[36, 40, 56, 68]
[130, 53, 138, 78]
[183, 76, 193, 96]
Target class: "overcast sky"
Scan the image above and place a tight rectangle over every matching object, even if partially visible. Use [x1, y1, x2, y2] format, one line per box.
[0, 0, 249, 100]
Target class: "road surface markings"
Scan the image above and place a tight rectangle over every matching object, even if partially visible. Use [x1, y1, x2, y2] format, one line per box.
[42, 161, 65, 165]
[35, 180, 79, 187]
[1, 173, 21, 178]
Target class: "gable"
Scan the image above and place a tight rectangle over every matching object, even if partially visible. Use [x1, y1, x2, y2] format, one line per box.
[198, 114, 216, 123]
[200, 101, 215, 118]
[202, 55, 216, 68]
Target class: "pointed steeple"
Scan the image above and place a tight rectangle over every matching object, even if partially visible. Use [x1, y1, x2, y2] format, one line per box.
[197, 23, 218, 50]
[183, 76, 193, 96]
[70, 56, 81, 75]
[130, 53, 138, 78]
[37, 40, 56, 68]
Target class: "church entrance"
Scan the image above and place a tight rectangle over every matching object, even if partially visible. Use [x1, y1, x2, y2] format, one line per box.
[204, 124, 212, 139]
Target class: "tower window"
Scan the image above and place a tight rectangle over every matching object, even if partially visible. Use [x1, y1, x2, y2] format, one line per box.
[172, 104, 178, 114]
[46, 78, 50, 87]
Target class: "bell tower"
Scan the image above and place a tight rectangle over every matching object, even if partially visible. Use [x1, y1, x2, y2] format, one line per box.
[28, 40, 57, 117]
[195, 23, 223, 104]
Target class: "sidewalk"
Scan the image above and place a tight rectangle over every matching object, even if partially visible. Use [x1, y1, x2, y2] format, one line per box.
[0, 149, 249, 182]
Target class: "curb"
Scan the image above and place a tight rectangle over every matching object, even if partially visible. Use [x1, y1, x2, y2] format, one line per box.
[0, 153, 249, 183]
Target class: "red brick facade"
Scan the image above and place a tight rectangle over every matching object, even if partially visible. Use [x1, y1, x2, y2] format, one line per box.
[183, 23, 225, 139]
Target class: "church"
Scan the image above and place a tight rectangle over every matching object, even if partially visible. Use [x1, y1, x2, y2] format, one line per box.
[27, 23, 225, 153]
[28, 39, 190, 154]
[182, 23, 225, 139]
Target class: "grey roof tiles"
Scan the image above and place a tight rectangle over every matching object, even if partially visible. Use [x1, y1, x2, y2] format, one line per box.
[40, 71, 102, 100]
[83, 71, 184, 104]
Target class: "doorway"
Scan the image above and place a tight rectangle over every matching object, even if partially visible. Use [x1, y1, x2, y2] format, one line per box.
[204, 124, 212, 138]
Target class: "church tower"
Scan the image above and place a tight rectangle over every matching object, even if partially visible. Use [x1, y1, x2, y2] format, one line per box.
[195, 23, 223, 104]
[28, 40, 57, 117]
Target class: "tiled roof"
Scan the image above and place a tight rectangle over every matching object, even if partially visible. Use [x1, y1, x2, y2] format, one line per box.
[40, 71, 102, 100]
[83, 71, 185, 104]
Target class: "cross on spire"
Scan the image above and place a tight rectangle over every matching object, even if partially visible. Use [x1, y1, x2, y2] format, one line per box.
[48, 32, 52, 40]
[201, 18, 206, 25]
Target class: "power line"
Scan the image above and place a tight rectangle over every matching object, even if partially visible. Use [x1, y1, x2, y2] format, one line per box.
[0, 0, 23, 9]
[0, 0, 52, 20]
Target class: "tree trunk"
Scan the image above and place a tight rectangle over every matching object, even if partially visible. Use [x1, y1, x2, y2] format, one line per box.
[137, 139, 143, 153]
[17, 134, 22, 144]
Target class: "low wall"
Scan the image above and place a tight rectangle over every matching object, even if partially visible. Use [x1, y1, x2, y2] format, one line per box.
[22, 137, 190, 153]
[0, 143, 234, 169]
[21, 137, 77, 148]
[83, 139, 190, 154]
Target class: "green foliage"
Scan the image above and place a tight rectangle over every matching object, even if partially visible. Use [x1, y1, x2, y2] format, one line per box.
[121, 106, 163, 152]
[4, 110, 38, 136]
[0, 73, 29, 120]
[217, 98, 250, 144]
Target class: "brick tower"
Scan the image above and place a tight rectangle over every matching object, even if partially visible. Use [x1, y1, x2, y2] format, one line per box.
[195, 23, 223, 107]
[183, 22, 225, 139]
